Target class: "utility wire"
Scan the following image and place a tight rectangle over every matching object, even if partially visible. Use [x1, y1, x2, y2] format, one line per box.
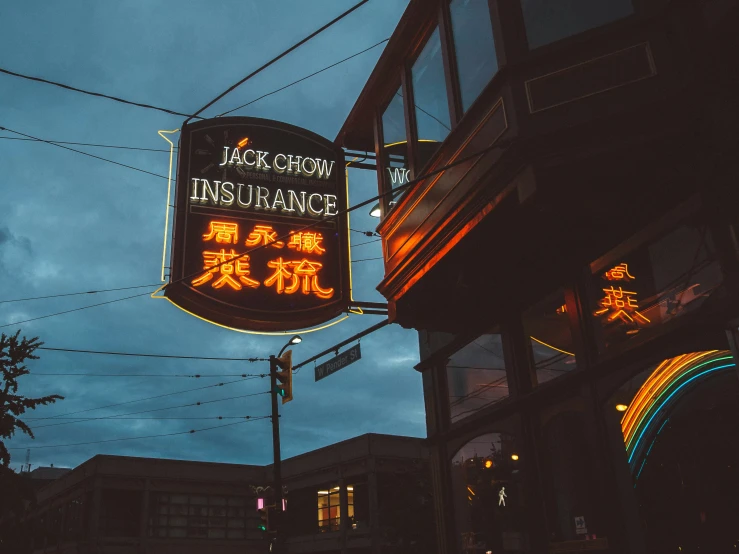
[26, 373, 265, 378]
[352, 256, 383, 263]
[37, 346, 268, 362]
[0, 290, 155, 329]
[0, 284, 162, 304]
[351, 238, 382, 248]
[186, 0, 371, 123]
[28, 391, 271, 430]
[31, 377, 256, 421]
[350, 228, 380, 237]
[8, 417, 270, 451]
[23, 416, 256, 420]
[0, 135, 175, 152]
[0, 141, 510, 330]
[216, 37, 389, 117]
[0, 66, 199, 119]
[0, 126, 170, 180]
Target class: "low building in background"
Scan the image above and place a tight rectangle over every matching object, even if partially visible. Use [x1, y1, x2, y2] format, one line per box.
[17, 433, 430, 554]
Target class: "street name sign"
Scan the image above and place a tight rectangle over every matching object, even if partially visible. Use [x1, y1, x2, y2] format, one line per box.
[314, 344, 361, 382]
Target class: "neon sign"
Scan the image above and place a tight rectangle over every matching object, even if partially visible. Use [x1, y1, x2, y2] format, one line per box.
[594, 263, 650, 325]
[165, 116, 350, 332]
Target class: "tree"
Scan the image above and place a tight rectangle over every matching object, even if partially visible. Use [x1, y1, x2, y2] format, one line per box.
[0, 330, 63, 468]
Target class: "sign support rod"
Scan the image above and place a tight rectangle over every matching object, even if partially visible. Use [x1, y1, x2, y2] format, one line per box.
[292, 319, 389, 371]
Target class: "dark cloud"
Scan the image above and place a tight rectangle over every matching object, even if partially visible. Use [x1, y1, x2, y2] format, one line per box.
[0, 0, 423, 471]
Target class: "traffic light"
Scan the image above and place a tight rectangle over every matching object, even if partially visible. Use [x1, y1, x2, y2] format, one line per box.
[275, 350, 293, 404]
[258, 504, 276, 533]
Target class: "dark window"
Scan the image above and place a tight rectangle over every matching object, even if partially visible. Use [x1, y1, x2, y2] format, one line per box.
[449, 0, 499, 112]
[149, 493, 248, 539]
[450, 433, 527, 552]
[351, 480, 370, 531]
[523, 289, 577, 386]
[590, 221, 723, 353]
[381, 86, 410, 207]
[411, 27, 452, 171]
[101, 489, 140, 538]
[447, 330, 509, 424]
[520, 0, 634, 49]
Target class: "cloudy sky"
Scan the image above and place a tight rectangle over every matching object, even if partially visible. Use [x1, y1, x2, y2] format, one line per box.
[0, 0, 425, 471]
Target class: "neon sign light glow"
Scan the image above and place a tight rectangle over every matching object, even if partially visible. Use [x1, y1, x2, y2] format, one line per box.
[621, 350, 734, 472]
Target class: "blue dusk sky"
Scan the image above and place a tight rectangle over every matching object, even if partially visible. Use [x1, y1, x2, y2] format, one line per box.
[0, 0, 425, 471]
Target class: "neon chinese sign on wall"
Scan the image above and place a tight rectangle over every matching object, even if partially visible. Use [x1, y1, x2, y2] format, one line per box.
[165, 116, 350, 332]
[594, 263, 650, 327]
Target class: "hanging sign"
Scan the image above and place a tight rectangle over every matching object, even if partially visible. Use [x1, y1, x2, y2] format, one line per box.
[165, 116, 350, 332]
[314, 343, 361, 382]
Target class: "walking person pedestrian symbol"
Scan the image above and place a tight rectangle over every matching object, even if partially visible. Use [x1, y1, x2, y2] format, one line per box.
[498, 487, 507, 507]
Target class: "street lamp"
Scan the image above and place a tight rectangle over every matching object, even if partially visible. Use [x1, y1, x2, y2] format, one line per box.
[369, 203, 382, 218]
[279, 334, 302, 357]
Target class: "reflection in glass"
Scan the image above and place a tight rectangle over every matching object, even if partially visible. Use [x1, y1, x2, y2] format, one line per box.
[520, 0, 634, 49]
[381, 86, 410, 208]
[591, 222, 722, 352]
[450, 432, 528, 552]
[523, 289, 577, 386]
[447, 332, 509, 423]
[450, 0, 499, 112]
[412, 27, 451, 171]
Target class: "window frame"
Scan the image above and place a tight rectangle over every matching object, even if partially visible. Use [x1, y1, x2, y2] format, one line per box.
[149, 493, 248, 540]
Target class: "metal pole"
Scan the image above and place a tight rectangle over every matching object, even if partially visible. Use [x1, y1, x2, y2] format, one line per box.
[269, 355, 283, 550]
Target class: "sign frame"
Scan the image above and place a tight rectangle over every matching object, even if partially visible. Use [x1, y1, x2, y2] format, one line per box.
[165, 116, 351, 332]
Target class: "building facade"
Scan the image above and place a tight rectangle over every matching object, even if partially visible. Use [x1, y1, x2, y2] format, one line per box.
[12, 434, 430, 554]
[336, 0, 739, 553]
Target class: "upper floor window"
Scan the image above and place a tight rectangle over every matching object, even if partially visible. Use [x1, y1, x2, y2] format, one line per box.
[447, 329, 509, 424]
[411, 27, 452, 171]
[523, 289, 577, 386]
[381, 86, 411, 204]
[317, 486, 341, 532]
[149, 493, 248, 539]
[449, 0, 499, 112]
[520, 0, 634, 50]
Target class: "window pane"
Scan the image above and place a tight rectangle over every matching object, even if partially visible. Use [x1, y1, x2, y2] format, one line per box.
[523, 289, 577, 386]
[450, 0, 499, 112]
[412, 27, 452, 171]
[447, 331, 509, 424]
[382, 86, 411, 208]
[590, 221, 722, 353]
[450, 432, 527, 551]
[520, 0, 634, 49]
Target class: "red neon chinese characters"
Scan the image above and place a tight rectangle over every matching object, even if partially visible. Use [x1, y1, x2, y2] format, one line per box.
[264, 258, 334, 299]
[594, 262, 650, 324]
[287, 231, 325, 254]
[605, 262, 634, 281]
[245, 225, 285, 249]
[192, 249, 260, 291]
[203, 221, 239, 244]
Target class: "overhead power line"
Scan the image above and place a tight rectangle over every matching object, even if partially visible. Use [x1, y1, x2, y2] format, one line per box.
[0, 135, 174, 152]
[186, 0, 371, 123]
[8, 416, 270, 451]
[32, 377, 256, 421]
[24, 415, 256, 420]
[0, 284, 162, 305]
[37, 346, 268, 362]
[0, 126, 169, 180]
[0, 290, 156, 329]
[216, 37, 389, 117]
[0, 66, 199, 119]
[0, 141, 511, 330]
[28, 390, 271, 430]
[27, 373, 265, 378]
[351, 238, 382, 248]
[352, 256, 383, 263]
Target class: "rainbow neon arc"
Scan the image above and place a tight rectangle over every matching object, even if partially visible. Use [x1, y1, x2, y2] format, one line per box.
[621, 350, 735, 473]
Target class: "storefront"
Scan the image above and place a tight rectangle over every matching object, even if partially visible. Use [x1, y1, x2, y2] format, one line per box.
[336, 0, 739, 552]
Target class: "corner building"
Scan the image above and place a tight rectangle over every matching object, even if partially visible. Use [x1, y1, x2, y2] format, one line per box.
[337, 0, 739, 552]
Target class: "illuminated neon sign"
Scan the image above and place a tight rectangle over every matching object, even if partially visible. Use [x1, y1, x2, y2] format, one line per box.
[165, 116, 350, 332]
[594, 262, 650, 326]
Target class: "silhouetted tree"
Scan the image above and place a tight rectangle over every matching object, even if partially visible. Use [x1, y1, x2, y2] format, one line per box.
[0, 330, 63, 468]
